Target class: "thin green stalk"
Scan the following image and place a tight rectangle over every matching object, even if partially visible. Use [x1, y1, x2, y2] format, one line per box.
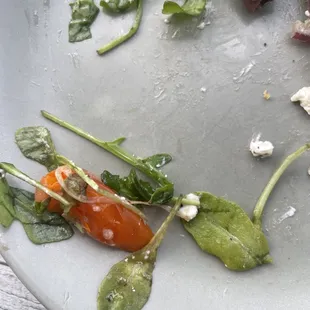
[253, 143, 310, 228]
[96, 0, 143, 55]
[145, 196, 183, 252]
[0, 162, 71, 208]
[41, 110, 169, 186]
[170, 196, 200, 206]
[57, 155, 146, 219]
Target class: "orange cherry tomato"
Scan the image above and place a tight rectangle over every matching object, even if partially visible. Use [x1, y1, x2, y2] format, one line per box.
[35, 168, 154, 252]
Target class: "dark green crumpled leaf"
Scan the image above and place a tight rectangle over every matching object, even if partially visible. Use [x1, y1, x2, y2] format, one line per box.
[69, 0, 99, 42]
[150, 184, 174, 204]
[142, 154, 172, 169]
[100, 0, 136, 12]
[183, 191, 272, 271]
[101, 169, 173, 204]
[0, 180, 73, 244]
[162, 0, 207, 16]
[15, 126, 58, 171]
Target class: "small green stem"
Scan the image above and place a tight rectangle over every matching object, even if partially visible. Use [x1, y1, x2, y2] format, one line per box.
[96, 0, 143, 55]
[57, 155, 146, 219]
[253, 143, 310, 228]
[0, 162, 71, 208]
[145, 196, 183, 252]
[41, 110, 170, 186]
[171, 197, 200, 206]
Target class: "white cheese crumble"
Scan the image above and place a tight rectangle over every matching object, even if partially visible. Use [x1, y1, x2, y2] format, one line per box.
[178, 205, 198, 222]
[178, 193, 200, 222]
[185, 193, 200, 204]
[197, 21, 206, 30]
[249, 134, 274, 158]
[291, 86, 310, 115]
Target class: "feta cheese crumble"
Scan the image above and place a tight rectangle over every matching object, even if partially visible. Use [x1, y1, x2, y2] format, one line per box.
[291, 86, 310, 115]
[249, 134, 274, 158]
[178, 193, 200, 222]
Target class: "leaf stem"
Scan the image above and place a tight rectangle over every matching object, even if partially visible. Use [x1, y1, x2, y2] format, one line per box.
[41, 110, 170, 186]
[253, 143, 310, 228]
[0, 162, 71, 208]
[57, 155, 146, 219]
[96, 0, 143, 55]
[145, 196, 182, 252]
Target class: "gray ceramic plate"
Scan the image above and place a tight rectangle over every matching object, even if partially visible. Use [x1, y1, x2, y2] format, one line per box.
[1, 0, 310, 309]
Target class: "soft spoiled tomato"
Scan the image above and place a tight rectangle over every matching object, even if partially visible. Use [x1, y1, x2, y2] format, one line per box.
[68, 182, 154, 252]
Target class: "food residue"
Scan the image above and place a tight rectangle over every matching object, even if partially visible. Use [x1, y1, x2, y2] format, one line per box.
[291, 86, 310, 115]
[249, 134, 274, 158]
[263, 90, 270, 100]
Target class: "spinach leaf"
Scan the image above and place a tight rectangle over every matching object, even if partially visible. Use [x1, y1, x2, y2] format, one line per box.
[0, 179, 73, 244]
[142, 153, 172, 169]
[69, 0, 99, 43]
[100, 0, 136, 12]
[183, 192, 272, 271]
[162, 0, 207, 16]
[23, 222, 73, 245]
[0, 178, 14, 227]
[97, 197, 182, 310]
[15, 127, 58, 171]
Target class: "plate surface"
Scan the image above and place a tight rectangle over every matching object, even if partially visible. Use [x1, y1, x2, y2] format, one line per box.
[1, 0, 310, 309]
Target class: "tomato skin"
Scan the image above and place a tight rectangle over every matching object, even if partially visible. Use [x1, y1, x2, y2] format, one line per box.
[35, 168, 154, 252]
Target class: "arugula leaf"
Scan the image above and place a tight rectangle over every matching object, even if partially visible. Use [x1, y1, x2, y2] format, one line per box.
[69, 0, 99, 43]
[150, 184, 174, 204]
[162, 0, 207, 16]
[183, 192, 272, 271]
[102, 169, 152, 201]
[142, 154, 172, 169]
[0, 179, 74, 244]
[15, 127, 58, 171]
[101, 169, 173, 204]
[100, 0, 136, 12]
[128, 169, 154, 201]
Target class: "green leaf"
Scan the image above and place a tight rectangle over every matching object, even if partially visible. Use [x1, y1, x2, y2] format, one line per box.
[101, 171, 121, 193]
[0, 206, 14, 228]
[142, 154, 172, 169]
[97, 197, 182, 310]
[100, 0, 136, 12]
[69, 0, 99, 42]
[0, 178, 15, 227]
[101, 169, 174, 204]
[183, 192, 272, 271]
[97, 251, 155, 310]
[128, 169, 154, 201]
[150, 184, 174, 204]
[15, 127, 58, 171]
[23, 222, 73, 244]
[0, 182, 74, 244]
[162, 0, 207, 16]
